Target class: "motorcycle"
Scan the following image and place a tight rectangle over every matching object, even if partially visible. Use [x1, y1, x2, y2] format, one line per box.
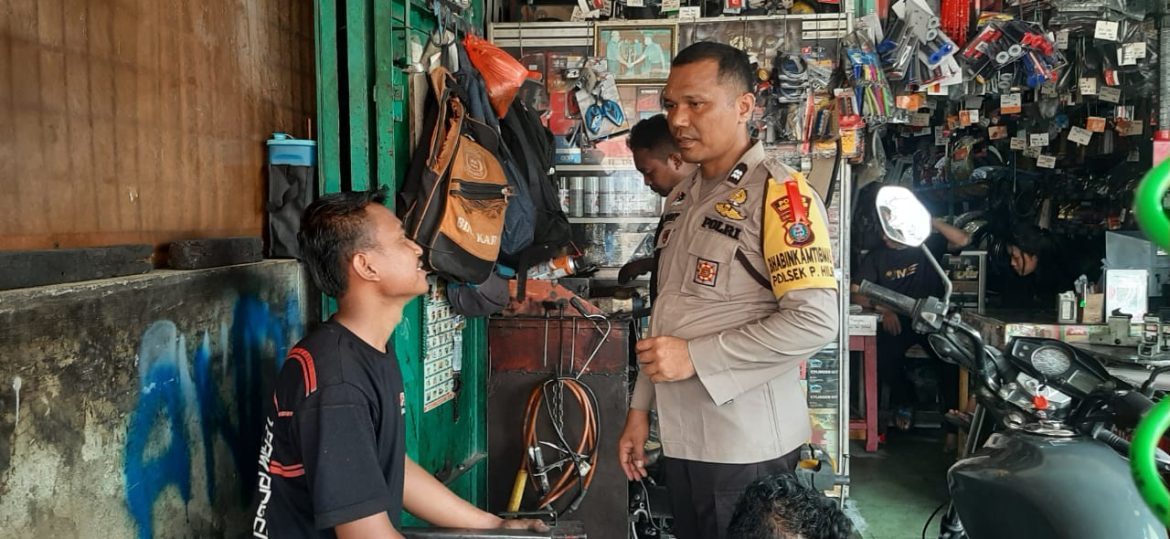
[858, 186, 1170, 539]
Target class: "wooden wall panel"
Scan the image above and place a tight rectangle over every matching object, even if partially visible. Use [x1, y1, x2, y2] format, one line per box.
[0, 0, 316, 251]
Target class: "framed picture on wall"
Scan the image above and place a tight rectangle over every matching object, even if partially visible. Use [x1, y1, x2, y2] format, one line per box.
[595, 24, 677, 83]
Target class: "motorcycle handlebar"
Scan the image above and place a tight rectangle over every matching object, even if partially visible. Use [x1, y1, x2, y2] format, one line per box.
[1112, 390, 1156, 429]
[858, 280, 917, 318]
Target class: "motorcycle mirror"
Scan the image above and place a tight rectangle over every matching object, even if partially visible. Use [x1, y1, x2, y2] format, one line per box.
[875, 186, 932, 248]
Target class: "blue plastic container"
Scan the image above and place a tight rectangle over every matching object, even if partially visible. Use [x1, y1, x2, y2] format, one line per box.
[267, 132, 317, 166]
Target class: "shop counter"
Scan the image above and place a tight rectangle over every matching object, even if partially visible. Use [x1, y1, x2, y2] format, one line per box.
[963, 310, 1170, 391]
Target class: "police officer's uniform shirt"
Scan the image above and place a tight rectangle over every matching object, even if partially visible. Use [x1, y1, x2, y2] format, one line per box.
[631, 141, 840, 464]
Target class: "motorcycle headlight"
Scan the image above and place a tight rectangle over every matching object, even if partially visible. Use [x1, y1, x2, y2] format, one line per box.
[1031, 346, 1072, 377]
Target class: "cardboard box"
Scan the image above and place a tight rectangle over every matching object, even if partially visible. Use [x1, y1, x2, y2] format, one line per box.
[1083, 293, 1105, 324]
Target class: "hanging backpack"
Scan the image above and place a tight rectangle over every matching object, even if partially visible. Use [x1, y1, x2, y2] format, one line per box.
[455, 43, 536, 257]
[501, 98, 571, 250]
[498, 97, 573, 293]
[400, 67, 511, 285]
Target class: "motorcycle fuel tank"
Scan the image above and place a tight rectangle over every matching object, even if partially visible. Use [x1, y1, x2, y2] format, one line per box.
[950, 431, 1167, 539]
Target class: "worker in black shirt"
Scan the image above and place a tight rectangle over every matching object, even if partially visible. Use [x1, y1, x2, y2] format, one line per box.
[617, 114, 697, 294]
[851, 218, 970, 431]
[1006, 224, 1094, 305]
[251, 188, 546, 538]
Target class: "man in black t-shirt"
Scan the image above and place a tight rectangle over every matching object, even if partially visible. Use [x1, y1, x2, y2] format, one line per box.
[851, 218, 969, 431]
[251, 188, 547, 538]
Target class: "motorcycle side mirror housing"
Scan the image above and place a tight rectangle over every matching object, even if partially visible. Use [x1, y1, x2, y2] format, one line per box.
[875, 186, 932, 248]
[874, 185, 952, 310]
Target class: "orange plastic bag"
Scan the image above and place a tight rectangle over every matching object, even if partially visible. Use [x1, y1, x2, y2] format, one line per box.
[464, 34, 528, 119]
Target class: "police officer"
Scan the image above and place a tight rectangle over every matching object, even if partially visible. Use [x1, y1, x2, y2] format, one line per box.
[617, 42, 840, 539]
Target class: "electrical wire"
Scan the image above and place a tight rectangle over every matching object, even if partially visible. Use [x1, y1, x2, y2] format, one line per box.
[922, 500, 950, 539]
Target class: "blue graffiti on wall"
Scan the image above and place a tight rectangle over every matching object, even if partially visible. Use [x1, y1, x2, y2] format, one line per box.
[124, 295, 301, 539]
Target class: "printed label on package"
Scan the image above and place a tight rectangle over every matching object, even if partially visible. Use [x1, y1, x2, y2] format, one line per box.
[1029, 133, 1049, 147]
[1068, 126, 1092, 146]
[1001, 93, 1021, 114]
[1010, 137, 1026, 150]
[1037, 155, 1057, 168]
[1095, 20, 1120, 42]
[1099, 86, 1122, 103]
[1079, 77, 1098, 96]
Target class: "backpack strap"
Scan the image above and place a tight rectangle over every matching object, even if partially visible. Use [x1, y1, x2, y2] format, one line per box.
[735, 250, 772, 291]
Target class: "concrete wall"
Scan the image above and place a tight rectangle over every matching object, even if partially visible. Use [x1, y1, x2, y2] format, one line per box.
[0, 260, 308, 538]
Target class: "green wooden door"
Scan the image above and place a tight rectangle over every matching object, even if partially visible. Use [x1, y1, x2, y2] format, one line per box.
[314, 0, 488, 524]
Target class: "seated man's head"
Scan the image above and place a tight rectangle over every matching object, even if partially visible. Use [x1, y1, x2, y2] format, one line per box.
[1007, 224, 1053, 277]
[298, 187, 429, 301]
[628, 114, 694, 196]
[728, 473, 854, 539]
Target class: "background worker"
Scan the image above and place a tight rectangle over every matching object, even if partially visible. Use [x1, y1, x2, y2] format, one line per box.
[618, 114, 698, 291]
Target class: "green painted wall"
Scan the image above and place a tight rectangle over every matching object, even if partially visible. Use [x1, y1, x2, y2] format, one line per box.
[314, 0, 489, 525]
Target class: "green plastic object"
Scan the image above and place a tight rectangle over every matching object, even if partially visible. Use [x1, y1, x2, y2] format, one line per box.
[1134, 158, 1170, 253]
[1132, 397, 1170, 526]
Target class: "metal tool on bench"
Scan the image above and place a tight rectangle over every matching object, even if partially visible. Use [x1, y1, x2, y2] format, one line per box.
[1138, 309, 1170, 359]
[1089, 310, 1140, 348]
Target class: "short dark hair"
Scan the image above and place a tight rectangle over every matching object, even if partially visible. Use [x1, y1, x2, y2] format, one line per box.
[672, 41, 754, 95]
[627, 114, 677, 156]
[298, 187, 389, 298]
[1009, 224, 1055, 257]
[727, 473, 854, 539]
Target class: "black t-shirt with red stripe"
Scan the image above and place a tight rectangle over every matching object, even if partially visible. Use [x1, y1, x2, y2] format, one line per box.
[251, 319, 406, 538]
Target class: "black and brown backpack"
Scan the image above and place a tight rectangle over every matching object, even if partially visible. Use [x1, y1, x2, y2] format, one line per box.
[400, 67, 511, 285]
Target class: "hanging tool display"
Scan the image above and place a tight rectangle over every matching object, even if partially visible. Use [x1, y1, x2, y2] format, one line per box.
[510, 298, 609, 518]
[843, 30, 894, 124]
[877, 0, 962, 93]
[960, 20, 1065, 89]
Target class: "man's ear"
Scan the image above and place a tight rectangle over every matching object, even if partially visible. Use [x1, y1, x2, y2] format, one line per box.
[736, 91, 756, 123]
[350, 252, 379, 283]
[668, 152, 685, 170]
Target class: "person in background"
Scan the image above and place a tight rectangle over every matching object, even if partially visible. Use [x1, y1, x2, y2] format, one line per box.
[851, 217, 970, 432]
[618, 42, 839, 539]
[251, 188, 546, 539]
[727, 473, 855, 539]
[1007, 223, 1094, 301]
[617, 114, 697, 292]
